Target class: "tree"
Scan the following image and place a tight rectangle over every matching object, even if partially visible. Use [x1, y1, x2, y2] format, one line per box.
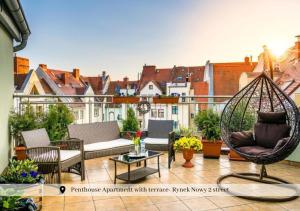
[122, 107, 139, 132]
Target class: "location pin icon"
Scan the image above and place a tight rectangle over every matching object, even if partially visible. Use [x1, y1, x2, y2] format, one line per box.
[60, 186, 66, 194]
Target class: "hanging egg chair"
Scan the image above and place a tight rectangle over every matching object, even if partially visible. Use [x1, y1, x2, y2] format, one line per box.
[217, 72, 300, 202]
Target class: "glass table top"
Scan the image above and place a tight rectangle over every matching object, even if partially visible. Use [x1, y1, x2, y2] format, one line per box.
[110, 150, 162, 164]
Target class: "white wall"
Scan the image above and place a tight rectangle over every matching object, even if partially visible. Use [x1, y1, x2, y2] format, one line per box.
[140, 81, 162, 96]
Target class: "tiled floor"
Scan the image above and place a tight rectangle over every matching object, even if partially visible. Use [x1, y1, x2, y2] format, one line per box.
[42, 153, 300, 211]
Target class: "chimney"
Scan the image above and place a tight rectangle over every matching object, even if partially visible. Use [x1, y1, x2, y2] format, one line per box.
[244, 56, 250, 65]
[14, 56, 30, 74]
[73, 68, 80, 80]
[123, 76, 129, 82]
[295, 35, 300, 59]
[39, 64, 47, 70]
[62, 73, 70, 85]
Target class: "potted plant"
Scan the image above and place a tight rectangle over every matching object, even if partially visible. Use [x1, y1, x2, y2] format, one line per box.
[9, 105, 44, 160]
[153, 95, 179, 104]
[113, 96, 140, 104]
[122, 107, 139, 132]
[174, 137, 202, 168]
[194, 109, 222, 158]
[0, 159, 44, 210]
[42, 104, 74, 142]
[227, 101, 255, 161]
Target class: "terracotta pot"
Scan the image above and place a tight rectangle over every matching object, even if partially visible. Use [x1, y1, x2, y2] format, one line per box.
[182, 149, 194, 168]
[201, 140, 222, 158]
[153, 97, 179, 104]
[229, 149, 246, 161]
[113, 96, 140, 104]
[15, 146, 27, 160]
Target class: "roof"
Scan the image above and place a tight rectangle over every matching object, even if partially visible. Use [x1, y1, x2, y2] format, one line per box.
[138, 65, 205, 93]
[107, 80, 138, 95]
[14, 73, 28, 90]
[213, 61, 257, 98]
[276, 62, 300, 96]
[81, 76, 103, 95]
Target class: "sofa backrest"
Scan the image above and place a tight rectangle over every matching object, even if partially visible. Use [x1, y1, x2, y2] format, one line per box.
[148, 120, 174, 138]
[22, 128, 51, 148]
[68, 121, 120, 144]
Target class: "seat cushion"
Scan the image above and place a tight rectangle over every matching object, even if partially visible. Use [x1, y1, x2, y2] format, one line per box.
[257, 111, 287, 124]
[60, 150, 81, 161]
[84, 139, 133, 152]
[230, 131, 255, 148]
[236, 146, 273, 156]
[254, 123, 290, 148]
[144, 138, 168, 145]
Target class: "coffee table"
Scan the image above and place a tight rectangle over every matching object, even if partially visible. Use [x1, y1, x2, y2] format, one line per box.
[110, 150, 162, 184]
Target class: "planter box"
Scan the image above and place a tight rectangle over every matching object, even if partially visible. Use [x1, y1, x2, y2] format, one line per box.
[229, 149, 246, 161]
[201, 140, 222, 158]
[153, 97, 179, 104]
[113, 96, 140, 104]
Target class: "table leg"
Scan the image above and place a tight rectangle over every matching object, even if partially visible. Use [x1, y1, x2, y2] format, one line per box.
[158, 156, 161, 177]
[128, 164, 131, 183]
[144, 160, 147, 167]
[114, 161, 117, 184]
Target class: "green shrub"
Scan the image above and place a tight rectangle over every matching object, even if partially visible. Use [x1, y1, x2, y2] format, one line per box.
[9, 105, 43, 144]
[122, 107, 139, 132]
[43, 104, 74, 141]
[175, 126, 196, 138]
[194, 109, 221, 141]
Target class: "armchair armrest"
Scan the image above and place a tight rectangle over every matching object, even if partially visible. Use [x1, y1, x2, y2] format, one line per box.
[26, 146, 60, 162]
[50, 138, 83, 151]
[168, 131, 176, 145]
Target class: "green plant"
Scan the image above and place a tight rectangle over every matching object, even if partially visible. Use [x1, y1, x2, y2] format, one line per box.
[9, 105, 43, 144]
[132, 137, 141, 146]
[174, 137, 202, 151]
[194, 109, 221, 141]
[0, 194, 21, 209]
[228, 101, 256, 132]
[175, 127, 196, 138]
[1, 159, 42, 184]
[122, 107, 139, 132]
[43, 104, 74, 141]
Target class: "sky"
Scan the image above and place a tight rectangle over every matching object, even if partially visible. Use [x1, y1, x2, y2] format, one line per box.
[19, 0, 300, 80]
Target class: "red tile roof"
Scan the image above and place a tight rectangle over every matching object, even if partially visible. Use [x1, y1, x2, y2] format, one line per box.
[81, 76, 103, 95]
[14, 74, 28, 90]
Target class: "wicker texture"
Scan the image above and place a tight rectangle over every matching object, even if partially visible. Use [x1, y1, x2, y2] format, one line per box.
[21, 129, 85, 184]
[221, 72, 300, 164]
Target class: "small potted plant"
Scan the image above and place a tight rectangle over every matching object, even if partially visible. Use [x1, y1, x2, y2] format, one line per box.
[153, 95, 179, 104]
[174, 136, 202, 168]
[194, 109, 222, 158]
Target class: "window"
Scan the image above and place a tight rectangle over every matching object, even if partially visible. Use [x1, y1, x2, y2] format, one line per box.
[182, 93, 186, 102]
[151, 109, 157, 118]
[94, 108, 99, 117]
[172, 106, 178, 114]
[80, 110, 84, 119]
[173, 121, 178, 129]
[74, 111, 79, 120]
[158, 109, 164, 118]
[149, 84, 153, 90]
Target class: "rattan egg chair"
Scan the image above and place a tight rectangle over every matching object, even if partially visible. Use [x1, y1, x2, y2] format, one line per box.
[218, 72, 300, 202]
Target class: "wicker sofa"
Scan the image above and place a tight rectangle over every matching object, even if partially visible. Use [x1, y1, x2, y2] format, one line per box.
[68, 121, 134, 160]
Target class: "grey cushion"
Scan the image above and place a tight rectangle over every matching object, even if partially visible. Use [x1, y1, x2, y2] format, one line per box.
[148, 120, 173, 138]
[257, 111, 287, 124]
[230, 131, 255, 148]
[237, 145, 273, 156]
[22, 128, 51, 148]
[68, 121, 120, 144]
[254, 123, 290, 148]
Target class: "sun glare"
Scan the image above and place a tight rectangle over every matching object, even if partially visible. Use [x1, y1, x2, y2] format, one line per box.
[268, 43, 288, 58]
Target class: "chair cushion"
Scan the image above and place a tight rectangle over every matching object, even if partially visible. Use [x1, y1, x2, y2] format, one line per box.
[148, 120, 173, 138]
[236, 146, 273, 156]
[230, 131, 255, 148]
[84, 139, 133, 152]
[273, 137, 289, 152]
[144, 138, 168, 145]
[257, 111, 287, 124]
[254, 123, 290, 148]
[60, 150, 81, 161]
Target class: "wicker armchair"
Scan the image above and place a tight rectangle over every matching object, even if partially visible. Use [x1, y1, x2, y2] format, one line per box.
[143, 120, 176, 169]
[21, 128, 85, 184]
